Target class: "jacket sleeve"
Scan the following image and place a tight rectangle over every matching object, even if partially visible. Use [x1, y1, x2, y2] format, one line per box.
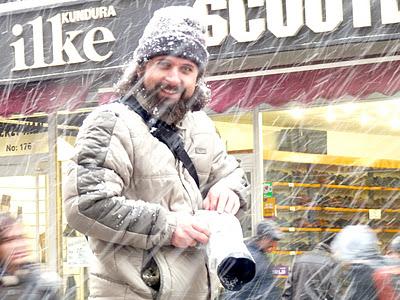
[199, 113, 250, 211]
[63, 109, 175, 249]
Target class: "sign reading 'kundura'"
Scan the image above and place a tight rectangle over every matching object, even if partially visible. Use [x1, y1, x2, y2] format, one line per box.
[1, 0, 400, 82]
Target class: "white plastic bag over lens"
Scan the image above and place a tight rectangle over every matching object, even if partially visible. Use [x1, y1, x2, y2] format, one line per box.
[195, 210, 256, 291]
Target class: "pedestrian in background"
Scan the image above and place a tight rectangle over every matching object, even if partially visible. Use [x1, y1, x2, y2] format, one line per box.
[0, 213, 61, 299]
[386, 234, 400, 261]
[281, 232, 336, 300]
[222, 219, 282, 300]
[63, 5, 249, 300]
[329, 225, 388, 300]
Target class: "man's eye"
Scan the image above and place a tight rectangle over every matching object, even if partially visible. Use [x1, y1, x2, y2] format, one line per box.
[182, 66, 193, 73]
[157, 61, 170, 68]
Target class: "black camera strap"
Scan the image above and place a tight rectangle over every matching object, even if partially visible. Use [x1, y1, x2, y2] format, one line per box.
[120, 96, 200, 188]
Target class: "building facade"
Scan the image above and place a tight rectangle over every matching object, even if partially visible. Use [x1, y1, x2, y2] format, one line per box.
[1, 0, 400, 297]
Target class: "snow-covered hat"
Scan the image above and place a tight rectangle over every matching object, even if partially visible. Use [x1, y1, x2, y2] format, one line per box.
[133, 6, 209, 72]
[331, 225, 380, 262]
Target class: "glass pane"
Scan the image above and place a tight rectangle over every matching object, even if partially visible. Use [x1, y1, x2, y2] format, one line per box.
[263, 98, 400, 284]
[211, 112, 254, 238]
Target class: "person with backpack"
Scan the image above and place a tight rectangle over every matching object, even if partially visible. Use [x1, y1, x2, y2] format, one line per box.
[329, 225, 392, 300]
[63, 5, 249, 300]
[0, 213, 61, 299]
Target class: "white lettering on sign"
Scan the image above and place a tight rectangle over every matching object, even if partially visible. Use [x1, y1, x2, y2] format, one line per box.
[352, 0, 372, 28]
[305, 0, 343, 33]
[266, 0, 303, 38]
[194, 0, 400, 46]
[10, 5, 116, 71]
[381, 0, 400, 24]
[194, 0, 228, 46]
[0, 132, 48, 156]
[61, 6, 117, 24]
[229, 0, 265, 43]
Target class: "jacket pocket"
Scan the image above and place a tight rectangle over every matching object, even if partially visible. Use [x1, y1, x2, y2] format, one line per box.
[189, 132, 213, 184]
[155, 247, 209, 300]
[113, 246, 154, 297]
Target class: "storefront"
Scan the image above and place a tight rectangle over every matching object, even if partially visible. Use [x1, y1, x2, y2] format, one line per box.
[1, 0, 400, 297]
[202, 0, 400, 284]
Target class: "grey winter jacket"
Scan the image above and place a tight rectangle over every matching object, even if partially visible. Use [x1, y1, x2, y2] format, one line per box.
[63, 101, 248, 300]
[281, 243, 336, 300]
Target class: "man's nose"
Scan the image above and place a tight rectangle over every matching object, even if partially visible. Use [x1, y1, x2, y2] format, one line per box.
[164, 67, 181, 85]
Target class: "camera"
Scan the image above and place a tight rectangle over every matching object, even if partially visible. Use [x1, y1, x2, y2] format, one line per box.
[195, 211, 256, 291]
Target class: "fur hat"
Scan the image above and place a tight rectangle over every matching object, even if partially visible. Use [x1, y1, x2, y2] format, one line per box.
[133, 6, 209, 72]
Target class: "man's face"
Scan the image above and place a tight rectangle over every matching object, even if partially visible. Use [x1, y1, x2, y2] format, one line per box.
[141, 55, 199, 104]
[259, 238, 278, 253]
[0, 223, 30, 272]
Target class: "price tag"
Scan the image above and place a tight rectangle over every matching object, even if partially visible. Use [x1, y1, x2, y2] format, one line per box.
[289, 206, 296, 211]
[288, 227, 295, 232]
[289, 251, 296, 255]
[369, 209, 381, 220]
[288, 183, 295, 187]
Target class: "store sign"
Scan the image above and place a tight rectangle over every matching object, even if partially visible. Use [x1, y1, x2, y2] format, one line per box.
[1, 0, 400, 82]
[272, 265, 289, 276]
[10, 5, 116, 71]
[194, 0, 400, 43]
[0, 132, 47, 156]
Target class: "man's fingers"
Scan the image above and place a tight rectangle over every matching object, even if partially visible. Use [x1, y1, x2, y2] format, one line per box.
[224, 195, 235, 214]
[216, 192, 229, 214]
[231, 196, 240, 215]
[206, 191, 219, 211]
[172, 219, 210, 248]
[202, 198, 210, 210]
[223, 191, 240, 214]
[190, 224, 210, 244]
[192, 223, 210, 236]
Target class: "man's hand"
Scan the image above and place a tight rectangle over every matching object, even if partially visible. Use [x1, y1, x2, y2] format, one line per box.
[203, 183, 240, 215]
[171, 215, 210, 248]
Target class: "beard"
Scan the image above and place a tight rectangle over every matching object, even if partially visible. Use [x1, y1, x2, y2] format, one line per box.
[133, 82, 192, 125]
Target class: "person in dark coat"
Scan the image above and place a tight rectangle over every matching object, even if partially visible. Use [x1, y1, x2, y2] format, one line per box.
[222, 219, 283, 300]
[386, 234, 400, 260]
[0, 213, 61, 299]
[329, 225, 389, 300]
[281, 233, 337, 300]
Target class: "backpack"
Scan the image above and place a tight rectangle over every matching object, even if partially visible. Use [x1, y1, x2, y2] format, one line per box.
[372, 265, 400, 300]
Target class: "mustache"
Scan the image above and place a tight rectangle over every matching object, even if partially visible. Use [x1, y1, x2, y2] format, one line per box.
[157, 83, 185, 95]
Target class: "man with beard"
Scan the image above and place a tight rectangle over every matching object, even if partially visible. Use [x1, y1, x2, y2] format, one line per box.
[63, 5, 249, 300]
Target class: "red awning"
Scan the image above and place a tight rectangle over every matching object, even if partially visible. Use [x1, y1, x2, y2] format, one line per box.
[208, 60, 400, 113]
[0, 80, 89, 117]
[8, 59, 400, 117]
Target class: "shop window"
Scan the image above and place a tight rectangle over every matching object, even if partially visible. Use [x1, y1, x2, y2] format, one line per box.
[0, 175, 47, 262]
[262, 98, 400, 285]
[211, 112, 254, 238]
